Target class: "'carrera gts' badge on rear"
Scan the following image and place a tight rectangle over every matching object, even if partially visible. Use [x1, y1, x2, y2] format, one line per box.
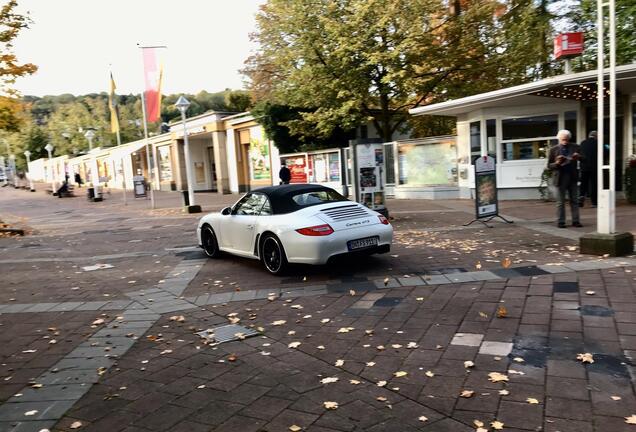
[346, 219, 370, 227]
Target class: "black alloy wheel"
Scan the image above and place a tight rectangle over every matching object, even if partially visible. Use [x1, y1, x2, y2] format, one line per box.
[202, 226, 220, 258]
[261, 235, 287, 275]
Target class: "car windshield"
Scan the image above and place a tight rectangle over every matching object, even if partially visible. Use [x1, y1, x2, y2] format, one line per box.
[291, 189, 347, 208]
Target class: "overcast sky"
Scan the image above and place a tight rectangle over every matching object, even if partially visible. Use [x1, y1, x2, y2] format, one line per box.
[12, 0, 266, 97]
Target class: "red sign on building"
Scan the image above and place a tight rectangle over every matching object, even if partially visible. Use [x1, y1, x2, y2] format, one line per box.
[554, 32, 584, 59]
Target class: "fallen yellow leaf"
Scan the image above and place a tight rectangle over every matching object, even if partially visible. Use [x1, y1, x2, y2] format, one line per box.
[577, 353, 594, 364]
[491, 420, 504, 430]
[488, 372, 509, 383]
[323, 401, 338, 410]
[527, 397, 540, 404]
[460, 390, 474, 398]
[393, 371, 408, 378]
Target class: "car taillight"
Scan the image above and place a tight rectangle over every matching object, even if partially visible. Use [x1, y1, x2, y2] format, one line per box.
[378, 215, 390, 225]
[296, 224, 334, 236]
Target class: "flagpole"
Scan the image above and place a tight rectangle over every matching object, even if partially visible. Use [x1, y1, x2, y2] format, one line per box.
[140, 90, 156, 209]
[115, 129, 127, 206]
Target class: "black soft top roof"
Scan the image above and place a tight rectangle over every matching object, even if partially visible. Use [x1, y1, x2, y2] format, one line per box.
[252, 184, 347, 214]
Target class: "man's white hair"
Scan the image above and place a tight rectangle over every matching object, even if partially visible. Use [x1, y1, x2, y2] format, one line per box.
[557, 129, 572, 140]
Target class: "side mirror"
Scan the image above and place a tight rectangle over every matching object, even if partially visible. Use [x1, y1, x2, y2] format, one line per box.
[221, 207, 232, 216]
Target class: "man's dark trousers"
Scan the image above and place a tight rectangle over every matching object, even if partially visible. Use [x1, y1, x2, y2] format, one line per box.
[556, 172, 580, 225]
[579, 169, 597, 206]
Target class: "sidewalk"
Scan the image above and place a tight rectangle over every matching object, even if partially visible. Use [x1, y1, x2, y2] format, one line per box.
[2, 186, 636, 431]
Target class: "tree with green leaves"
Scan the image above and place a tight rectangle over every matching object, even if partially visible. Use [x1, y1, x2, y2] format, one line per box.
[1, 0, 37, 132]
[244, 0, 502, 144]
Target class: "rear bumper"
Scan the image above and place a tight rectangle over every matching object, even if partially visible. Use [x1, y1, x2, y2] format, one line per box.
[282, 224, 393, 265]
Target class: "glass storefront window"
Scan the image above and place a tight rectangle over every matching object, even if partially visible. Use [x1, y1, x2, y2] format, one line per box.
[486, 119, 496, 157]
[470, 121, 481, 161]
[158, 145, 172, 181]
[384, 143, 395, 184]
[503, 140, 554, 161]
[502, 114, 558, 161]
[502, 114, 558, 140]
[398, 140, 458, 186]
[565, 111, 577, 143]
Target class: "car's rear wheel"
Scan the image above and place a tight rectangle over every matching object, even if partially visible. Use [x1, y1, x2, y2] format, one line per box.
[201, 226, 221, 258]
[261, 235, 288, 275]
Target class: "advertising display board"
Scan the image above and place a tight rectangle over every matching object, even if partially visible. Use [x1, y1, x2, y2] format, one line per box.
[474, 155, 497, 217]
[464, 155, 512, 227]
[355, 143, 387, 215]
[133, 175, 147, 198]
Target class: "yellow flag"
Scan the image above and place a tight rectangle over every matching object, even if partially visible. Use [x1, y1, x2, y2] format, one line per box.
[109, 73, 120, 133]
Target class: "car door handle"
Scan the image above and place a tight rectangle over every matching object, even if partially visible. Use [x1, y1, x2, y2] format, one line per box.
[246, 225, 254, 230]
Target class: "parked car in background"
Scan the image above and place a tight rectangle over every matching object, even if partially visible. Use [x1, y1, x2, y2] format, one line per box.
[197, 184, 393, 274]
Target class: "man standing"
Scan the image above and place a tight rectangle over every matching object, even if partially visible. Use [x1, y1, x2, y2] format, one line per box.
[578, 131, 598, 207]
[548, 129, 583, 228]
[279, 161, 291, 185]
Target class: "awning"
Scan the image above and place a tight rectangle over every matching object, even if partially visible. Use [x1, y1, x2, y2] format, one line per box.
[409, 63, 636, 117]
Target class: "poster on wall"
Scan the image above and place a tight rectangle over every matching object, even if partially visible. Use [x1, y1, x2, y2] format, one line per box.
[474, 155, 498, 218]
[249, 128, 271, 181]
[158, 146, 172, 182]
[282, 156, 308, 183]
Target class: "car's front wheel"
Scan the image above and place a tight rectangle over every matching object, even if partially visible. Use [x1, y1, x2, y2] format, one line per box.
[201, 226, 221, 258]
[261, 235, 288, 275]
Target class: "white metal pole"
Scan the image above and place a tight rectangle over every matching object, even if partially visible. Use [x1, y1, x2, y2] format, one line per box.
[181, 110, 196, 207]
[608, 0, 616, 234]
[25, 153, 34, 191]
[140, 90, 156, 209]
[596, 0, 608, 234]
[87, 136, 93, 151]
[47, 150, 55, 193]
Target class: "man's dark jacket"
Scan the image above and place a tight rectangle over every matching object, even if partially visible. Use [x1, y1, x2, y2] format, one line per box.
[579, 137, 598, 172]
[547, 143, 582, 187]
[279, 166, 291, 183]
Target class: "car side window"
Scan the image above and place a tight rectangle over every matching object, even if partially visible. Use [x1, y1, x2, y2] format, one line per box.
[260, 197, 272, 216]
[235, 193, 267, 216]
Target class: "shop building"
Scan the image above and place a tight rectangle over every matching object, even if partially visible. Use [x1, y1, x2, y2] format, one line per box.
[409, 63, 636, 200]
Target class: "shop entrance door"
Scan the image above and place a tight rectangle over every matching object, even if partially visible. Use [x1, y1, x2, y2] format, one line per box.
[207, 147, 218, 192]
[586, 106, 624, 191]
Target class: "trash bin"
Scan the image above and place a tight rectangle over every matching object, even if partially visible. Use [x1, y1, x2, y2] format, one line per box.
[87, 187, 95, 201]
[182, 190, 190, 206]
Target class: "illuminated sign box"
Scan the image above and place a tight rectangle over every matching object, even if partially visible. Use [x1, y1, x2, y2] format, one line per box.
[554, 32, 584, 59]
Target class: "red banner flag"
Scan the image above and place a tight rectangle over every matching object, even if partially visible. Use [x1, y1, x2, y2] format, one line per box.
[142, 48, 163, 123]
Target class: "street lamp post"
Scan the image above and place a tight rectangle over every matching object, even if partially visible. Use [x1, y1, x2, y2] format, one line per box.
[24, 150, 35, 192]
[84, 129, 96, 151]
[45, 143, 55, 194]
[175, 96, 201, 213]
[0, 156, 6, 186]
[9, 154, 16, 188]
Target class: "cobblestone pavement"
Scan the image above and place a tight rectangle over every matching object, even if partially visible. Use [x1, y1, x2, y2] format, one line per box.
[1, 186, 636, 432]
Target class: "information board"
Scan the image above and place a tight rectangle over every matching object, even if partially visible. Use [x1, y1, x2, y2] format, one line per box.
[356, 143, 386, 214]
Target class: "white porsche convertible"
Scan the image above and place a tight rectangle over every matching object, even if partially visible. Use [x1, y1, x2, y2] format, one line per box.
[197, 184, 393, 274]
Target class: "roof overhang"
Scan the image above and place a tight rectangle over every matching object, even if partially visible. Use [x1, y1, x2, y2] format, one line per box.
[409, 63, 636, 117]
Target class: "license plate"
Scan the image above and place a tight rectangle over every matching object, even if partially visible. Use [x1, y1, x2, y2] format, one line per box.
[347, 236, 379, 251]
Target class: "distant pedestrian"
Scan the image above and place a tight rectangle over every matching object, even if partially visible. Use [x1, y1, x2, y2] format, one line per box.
[548, 129, 583, 228]
[279, 162, 291, 185]
[578, 131, 598, 207]
[74, 172, 83, 187]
